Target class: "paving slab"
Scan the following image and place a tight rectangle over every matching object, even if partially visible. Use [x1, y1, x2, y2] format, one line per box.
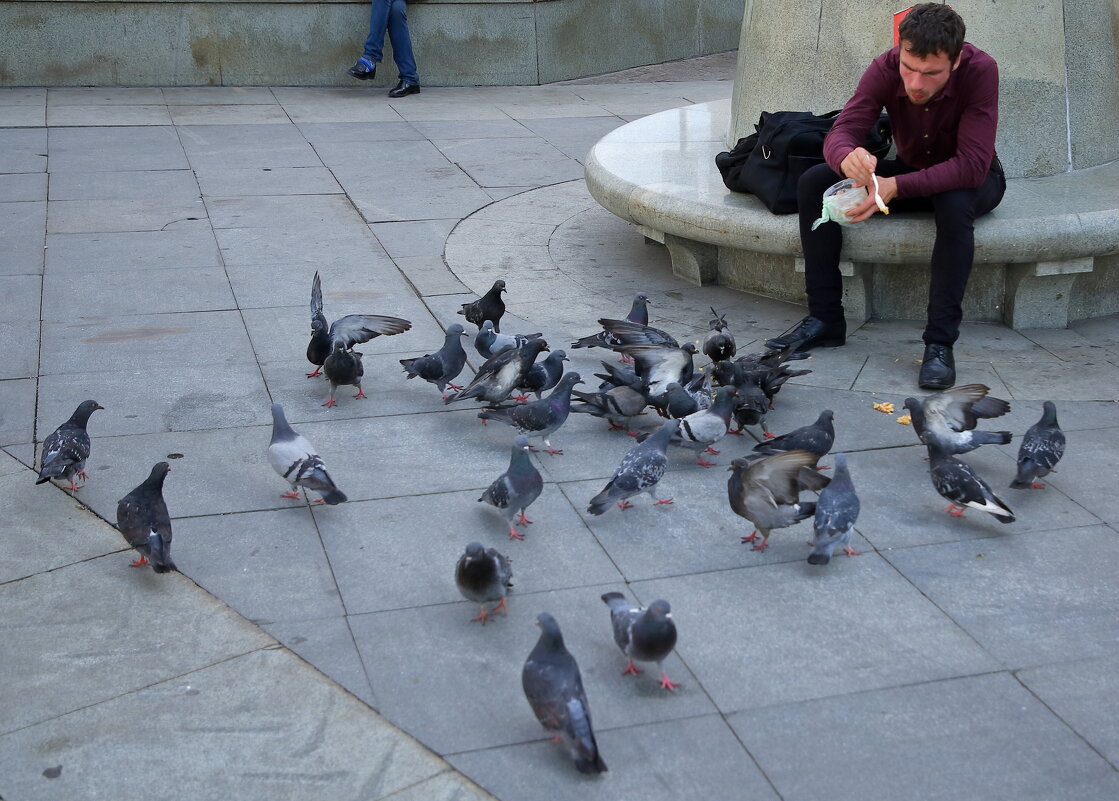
[0, 320, 39, 378]
[194, 165, 344, 197]
[47, 126, 189, 172]
[1034, 427, 1119, 522]
[348, 585, 711, 755]
[0, 171, 47, 201]
[44, 226, 222, 272]
[42, 265, 236, 318]
[729, 672, 1119, 801]
[46, 197, 208, 234]
[0, 128, 47, 173]
[174, 507, 345, 626]
[885, 525, 1119, 669]
[1017, 652, 1119, 767]
[0, 553, 272, 734]
[0, 647, 456, 801]
[38, 310, 257, 376]
[0, 378, 35, 447]
[47, 168, 200, 202]
[47, 104, 173, 127]
[262, 615, 376, 707]
[448, 714, 779, 801]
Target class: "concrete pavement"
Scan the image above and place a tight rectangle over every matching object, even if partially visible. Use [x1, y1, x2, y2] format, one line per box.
[2, 56, 1119, 800]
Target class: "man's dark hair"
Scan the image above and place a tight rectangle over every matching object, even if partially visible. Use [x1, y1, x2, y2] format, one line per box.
[898, 3, 966, 62]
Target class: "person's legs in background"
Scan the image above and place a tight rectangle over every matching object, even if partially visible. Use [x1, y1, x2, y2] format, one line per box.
[386, 0, 419, 87]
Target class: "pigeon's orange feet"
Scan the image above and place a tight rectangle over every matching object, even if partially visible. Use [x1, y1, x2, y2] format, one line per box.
[507, 526, 525, 540]
[617, 499, 634, 510]
[696, 457, 716, 468]
[764, 431, 777, 439]
[64, 482, 82, 491]
[543, 447, 564, 456]
[654, 497, 674, 506]
[704, 446, 720, 455]
[470, 606, 491, 624]
[322, 397, 337, 407]
[750, 538, 770, 552]
[740, 531, 759, 544]
[944, 504, 966, 517]
[306, 367, 322, 378]
[512, 394, 529, 403]
[621, 660, 642, 676]
[129, 555, 149, 568]
[280, 490, 300, 499]
[490, 598, 509, 617]
[844, 546, 860, 556]
[516, 512, 533, 526]
[353, 388, 367, 400]
[1031, 482, 1047, 489]
[659, 672, 680, 691]
[448, 383, 464, 392]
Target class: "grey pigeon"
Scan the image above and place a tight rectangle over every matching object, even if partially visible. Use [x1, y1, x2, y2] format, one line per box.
[474, 320, 543, 360]
[306, 271, 412, 377]
[809, 452, 860, 565]
[903, 384, 1011, 455]
[36, 400, 104, 490]
[601, 593, 679, 691]
[571, 294, 650, 357]
[753, 410, 835, 461]
[617, 342, 697, 398]
[400, 324, 468, 398]
[515, 349, 569, 401]
[446, 338, 549, 406]
[587, 419, 679, 515]
[268, 403, 347, 505]
[323, 341, 364, 407]
[598, 317, 679, 349]
[728, 450, 830, 551]
[479, 435, 544, 539]
[715, 345, 811, 410]
[927, 440, 1014, 523]
[570, 384, 648, 433]
[478, 373, 583, 455]
[593, 359, 645, 393]
[116, 462, 176, 573]
[458, 279, 506, 332]
[702, 308, 736, 362]
[668, 386, 736, 466]
[727, 374, 771, 436]
[522, 613, 608, 775]
[455, 542, 513, 624]
[1010, 401, 1065, 489]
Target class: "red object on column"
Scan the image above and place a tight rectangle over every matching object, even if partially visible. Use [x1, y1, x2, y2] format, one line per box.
[893, 6, 914, 45]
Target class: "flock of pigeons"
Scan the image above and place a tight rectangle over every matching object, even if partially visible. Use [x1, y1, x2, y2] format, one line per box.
[33, 274, 1068, 776]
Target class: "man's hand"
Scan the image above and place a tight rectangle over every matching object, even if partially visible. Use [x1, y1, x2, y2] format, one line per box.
[840, 147, 878, 187]
[845, 175, 898, 223]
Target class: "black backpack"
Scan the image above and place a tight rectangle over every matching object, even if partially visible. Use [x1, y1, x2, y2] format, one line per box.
[715, 110, 892, 214]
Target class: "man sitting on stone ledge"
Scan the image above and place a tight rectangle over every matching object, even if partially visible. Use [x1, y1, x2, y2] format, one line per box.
[765, 3, 1006, 389]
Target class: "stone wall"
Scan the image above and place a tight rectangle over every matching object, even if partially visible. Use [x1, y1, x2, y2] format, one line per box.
[0, 0, 745, 86]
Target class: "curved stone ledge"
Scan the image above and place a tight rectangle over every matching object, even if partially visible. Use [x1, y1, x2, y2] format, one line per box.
[585, 99, 1119, 329]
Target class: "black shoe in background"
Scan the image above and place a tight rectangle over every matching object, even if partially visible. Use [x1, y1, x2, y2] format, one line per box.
[764, 315, 846, 352]
[918, 343, 956, 389]
[388, 80, 421, 98]
[347, 58, 377, 80]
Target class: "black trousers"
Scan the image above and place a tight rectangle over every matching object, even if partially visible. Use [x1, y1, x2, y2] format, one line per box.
[797, 159, 1006, 345]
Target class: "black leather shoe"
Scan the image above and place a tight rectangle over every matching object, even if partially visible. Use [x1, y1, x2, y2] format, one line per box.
[346, 58, 376, 80]
[764, 316, 846, 352]
[388, 80, 421, 98]
[918, 343, 956, 389]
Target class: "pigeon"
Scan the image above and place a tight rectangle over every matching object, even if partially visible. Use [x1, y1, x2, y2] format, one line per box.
[601, 593, 679, 691]
[654, 373, 713, 420]
[702, 308, 736, 362]
[306, 271, 412, 377]
[927, 440, 1014, 522]
[458, 279, 506, 332]
[716, 345, 811, 410]
[617, 342, 697, 398]
[593, 360, 646, 394]
[267, 403, 347, 505]
[115, 462, 177, 572]
[479, 435, 544, 539]
[570, 384, 648, 433]
[36, 400, 104, 490]
[445, 338, 549, 406]
[727, 374, 771, 436]
[522, 613, 608, 775]
[903, 384, 1011, 455]
[455, 542, 513, 624]
[667, 386, 737, 467]
[323, 341, 365, 407]
[515, 349, 569, 401]
[474, 320, 543, 360]
[571, 294, 651, 356]
[598, 317, 679, 349]
[587, 419, 679, 515]
[809, 452, 860, 565]
[400, 324, 468, 398]
[752, 410, 835, 461]
[478, 373, 583, 455]
[728, 450, 830, 551]
[1010, 401, 1065, 489]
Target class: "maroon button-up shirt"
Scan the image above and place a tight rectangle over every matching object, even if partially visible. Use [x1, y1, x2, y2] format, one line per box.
[823, 42, 999, 199]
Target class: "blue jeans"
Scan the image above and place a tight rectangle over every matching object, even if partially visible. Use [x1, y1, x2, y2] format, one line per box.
[362, 0, 419, 84]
